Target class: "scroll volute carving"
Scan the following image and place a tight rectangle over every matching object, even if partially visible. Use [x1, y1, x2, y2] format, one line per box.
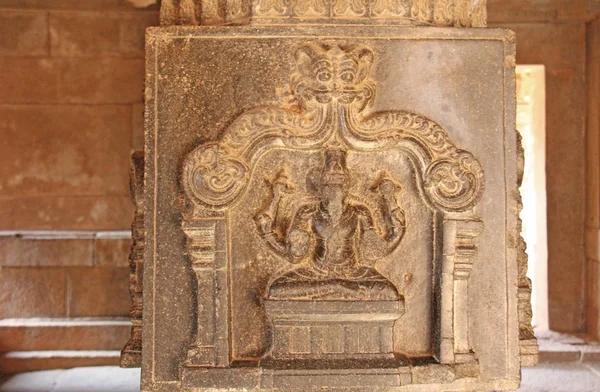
[182, 42, 485, 215]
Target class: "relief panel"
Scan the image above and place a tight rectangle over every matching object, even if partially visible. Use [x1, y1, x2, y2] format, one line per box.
[142, 26, 526, 391]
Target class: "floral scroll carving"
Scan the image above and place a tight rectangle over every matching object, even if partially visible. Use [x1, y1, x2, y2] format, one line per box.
[424, 151, 485, 212]
[182, 42, 485, 213]
[159, 0, 487, 27]
[182, 145, 248, 207]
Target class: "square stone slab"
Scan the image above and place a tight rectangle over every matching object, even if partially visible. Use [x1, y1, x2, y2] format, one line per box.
[142, 25, 521, 391]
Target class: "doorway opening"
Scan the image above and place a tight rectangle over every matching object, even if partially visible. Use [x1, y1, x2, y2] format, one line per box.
[516, 65, 549, 333]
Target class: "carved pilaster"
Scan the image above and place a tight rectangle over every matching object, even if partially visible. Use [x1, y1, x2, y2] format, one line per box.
[439, 218, 483, 364]
[120, 151, 145, 368]
[183, 219, 229, 367]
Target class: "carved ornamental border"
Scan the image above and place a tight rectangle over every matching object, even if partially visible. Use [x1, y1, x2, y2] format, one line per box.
[159, 0, 487, 27]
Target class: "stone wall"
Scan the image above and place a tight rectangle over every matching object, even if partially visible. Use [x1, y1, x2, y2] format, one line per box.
[0, 0, 598, 372]
[490, 0, 599, 334]
[587, 18, 600, 339]
[0, 0, 158, 372]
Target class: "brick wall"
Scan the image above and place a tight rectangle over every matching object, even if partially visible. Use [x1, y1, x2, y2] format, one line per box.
[0, 0, 158, 372]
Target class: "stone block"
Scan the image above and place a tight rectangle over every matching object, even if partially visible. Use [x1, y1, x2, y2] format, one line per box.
[0, 105, 131, 198]
[94, 236, 132, 267]
[0, 57, 144, 104]
[0, 320, 131, 351]
[0, 268, 67, 318]
[0, 236, 94, 267]
[0, 57, 61, 103]
[59, 58, 145, 104]
[586, 20, 600, 230]
[50, 12, 157, 58]
[119, 13, 160, 58]
[537, 339, 581, 363]
[67, 267, 130, 317]
[580, 344, 600, 362]
[0, 10, 48, 56]
[141, 24, 528, 391]
[0, 196, 134, 231]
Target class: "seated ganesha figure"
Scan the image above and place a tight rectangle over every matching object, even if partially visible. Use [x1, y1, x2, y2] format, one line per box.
[254, 148, 406, 301]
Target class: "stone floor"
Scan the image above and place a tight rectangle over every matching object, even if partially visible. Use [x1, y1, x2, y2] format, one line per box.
[2, 363, 600, 391]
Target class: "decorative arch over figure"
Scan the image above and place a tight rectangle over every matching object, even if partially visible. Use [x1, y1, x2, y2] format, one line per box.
[181, 41, 485, 368]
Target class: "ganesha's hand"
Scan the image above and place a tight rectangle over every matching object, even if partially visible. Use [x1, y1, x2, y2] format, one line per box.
[255, 213, 273, 235]
[286, 229, 310, 262]
[270, 169, 294, 199]
[272, 181, 293, 199]
[372, 171, 402, 205]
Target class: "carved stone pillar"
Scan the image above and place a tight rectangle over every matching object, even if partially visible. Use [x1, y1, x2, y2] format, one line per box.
[133, 0, 539, 390]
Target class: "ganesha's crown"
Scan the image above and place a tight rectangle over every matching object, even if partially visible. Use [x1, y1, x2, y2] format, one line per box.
[292, 42, 376, 107]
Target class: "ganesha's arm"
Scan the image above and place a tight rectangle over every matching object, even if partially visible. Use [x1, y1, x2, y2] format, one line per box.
[255, 219, 287, 256]
[383, 201, 406, 252]
[254, 183, 288, 256]
[255, 210, 287, 256]
[374, 174, 406, 252]
[357, 184, 406, 262]
[358, 207, 405, 262]
[284, 205, 314, 263]
[357, 208, 390, 262]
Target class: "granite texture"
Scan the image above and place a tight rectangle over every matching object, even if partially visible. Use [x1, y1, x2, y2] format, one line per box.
[137, 24, 533, 391]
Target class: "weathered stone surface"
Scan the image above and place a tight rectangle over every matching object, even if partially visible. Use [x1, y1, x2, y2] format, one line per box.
[488, 0, 600, 23]
[0, 352, 120, 374]
[0, 10, 48, 56]
[0, 236, 94, 267]
[94, 236, 132, 268]
[0, 104, 131, 197]
[0, 269, 67, 318]
[0, 320, 130, 351]
[49, 12, 158, 58]
[0, 196, 134, 231]
[0, 0, 158, 11]
[140, 24, 529, 391]
[0, 57, 144, 104]
[60, 58, 145, 104]
[67, 267, 130, 317]
[0, 57, 61, 103]
[586, 18, 600, 340]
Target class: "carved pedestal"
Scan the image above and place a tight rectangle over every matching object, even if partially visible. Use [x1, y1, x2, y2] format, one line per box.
[263, 300, 405, 363]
